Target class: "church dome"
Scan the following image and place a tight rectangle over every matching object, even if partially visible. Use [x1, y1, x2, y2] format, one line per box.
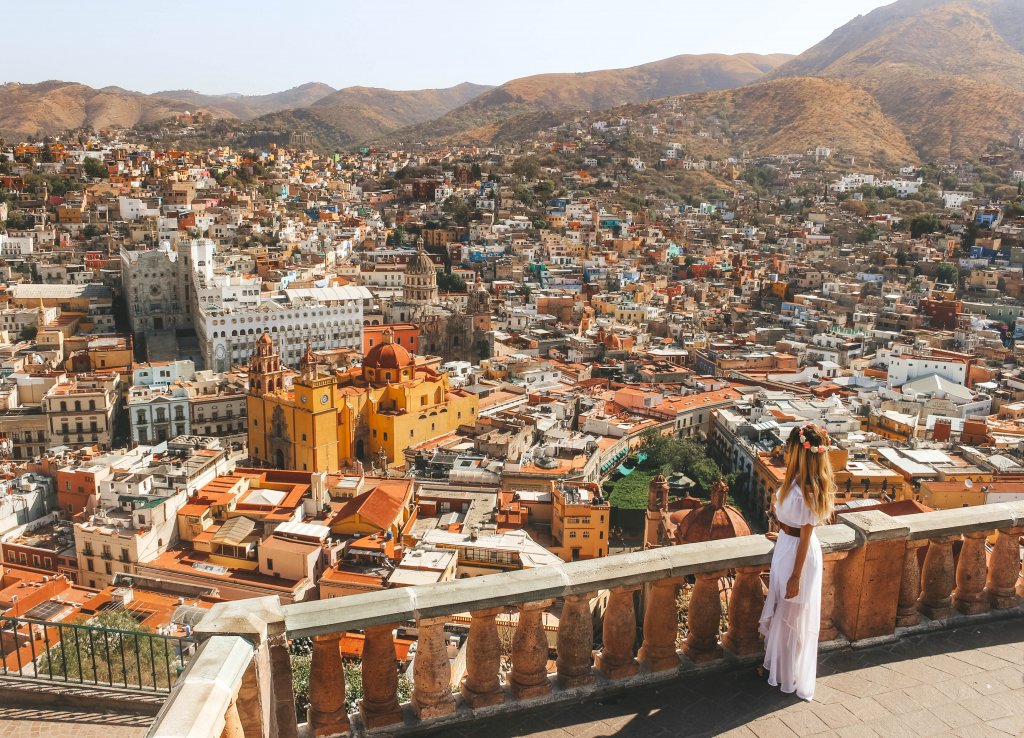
[673, 478, 750, 544]
[364, 328, 413, 371]
[407, 238, 436, 275]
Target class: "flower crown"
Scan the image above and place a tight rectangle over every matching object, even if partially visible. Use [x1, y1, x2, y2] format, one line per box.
[798, 423, 831, 454]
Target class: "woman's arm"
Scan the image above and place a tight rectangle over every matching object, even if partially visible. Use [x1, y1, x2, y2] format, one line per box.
[786, 523, 815, 599]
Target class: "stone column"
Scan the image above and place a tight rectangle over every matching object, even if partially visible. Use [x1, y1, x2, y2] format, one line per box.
[194, 596, 297, 738]
[308, 633, 349, 737]
[896, 540, 928, 627]
[954, 530, 992, 615]
[596, 586, 640, 679]
[459, 607, 504, 708]
[835, 511, 909, 641]
[638, 578, 682, 671]
[221, 698, 244, 738]
[986, 527, 1024, 609]
[510, 600, 554, 700]
[917, 534, 959, 620]
[682, 571, 725, 663]
[359, 624, 403, 729]
[723, 566, 765, 656]
[819, 551, 848, 642]
[556, 593, 594, 689]
[412, 617, 455, 720]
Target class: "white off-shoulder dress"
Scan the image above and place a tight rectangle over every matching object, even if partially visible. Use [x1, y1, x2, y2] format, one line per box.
[758, 483, 822, 701]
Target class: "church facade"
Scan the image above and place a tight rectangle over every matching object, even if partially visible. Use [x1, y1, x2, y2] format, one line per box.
[247, 328, 478, 473]
[382, 237, 492, 363]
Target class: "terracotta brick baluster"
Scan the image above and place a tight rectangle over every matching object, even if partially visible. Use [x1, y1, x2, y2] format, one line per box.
[308, 633, 349, 737]
[510, 600, 553, 700]
[723, 566, 766, 656]
[360, 624, 403, 728]
[986, 526, 1024, 608]
[683, 571, 725, 663]
[594, 586, 640, 679]
[412, 617, 456, 719]
[639, 578, 682, 670]
[459, 607, 505, 708]
[221, 697, 244, 738]
[954, 530, 991, 615]
[556, 593, 595, 688]
[896, 540, 928, 627]
[917, 534, 958, 620]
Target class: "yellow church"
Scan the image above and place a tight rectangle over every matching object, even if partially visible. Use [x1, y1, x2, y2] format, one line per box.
[246, 329, 477, 472]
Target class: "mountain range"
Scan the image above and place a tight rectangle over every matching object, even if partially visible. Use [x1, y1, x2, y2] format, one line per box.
[2, 0, 1023, 161]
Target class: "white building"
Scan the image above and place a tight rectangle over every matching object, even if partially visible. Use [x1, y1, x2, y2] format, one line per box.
[195, 285, 371, 372]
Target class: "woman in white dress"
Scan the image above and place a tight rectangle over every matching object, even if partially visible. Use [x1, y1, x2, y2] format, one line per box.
[758, 423, 836, 701]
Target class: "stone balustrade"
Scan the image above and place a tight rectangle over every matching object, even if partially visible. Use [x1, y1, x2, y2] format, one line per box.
[146, 502, 1024, 738]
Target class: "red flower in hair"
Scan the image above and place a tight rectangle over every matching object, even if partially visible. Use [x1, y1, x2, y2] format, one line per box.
[803, 441, 811, 449]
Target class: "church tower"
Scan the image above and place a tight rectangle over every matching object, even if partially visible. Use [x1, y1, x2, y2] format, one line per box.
[404, 236, 438, 305]
[248, 332, 285, 395]
[644, 472, 670, 549]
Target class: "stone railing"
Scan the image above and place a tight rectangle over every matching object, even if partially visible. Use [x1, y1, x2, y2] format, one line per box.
[146, 503, 1024, 738]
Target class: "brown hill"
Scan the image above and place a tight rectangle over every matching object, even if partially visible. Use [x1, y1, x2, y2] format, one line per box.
[640, 77, 918, 164]
[0, 81, 208, 140]
[253, 82, 493, 149]
[379, 53, 793, 146]
[154, 83, 337, 119]
[773, 0, 1024, 158]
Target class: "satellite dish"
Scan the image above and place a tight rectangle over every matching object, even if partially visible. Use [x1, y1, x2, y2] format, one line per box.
[964, 479, 974, 489]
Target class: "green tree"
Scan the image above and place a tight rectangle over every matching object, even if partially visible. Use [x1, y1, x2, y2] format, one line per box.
[83, 223, 103, 239]
[935, 262, 959, 285]
[470, 162, 483, 180]
[38, 611, 181, 689]
[510, 157, 541, 181]
[437, 272, 467, 293]
[856, 226, 879, 244]
[83, 157, 107, 179]
[908, 213, 941, 239]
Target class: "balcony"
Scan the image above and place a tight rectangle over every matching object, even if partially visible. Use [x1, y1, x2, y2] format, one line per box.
[140, 505, 1024, 737]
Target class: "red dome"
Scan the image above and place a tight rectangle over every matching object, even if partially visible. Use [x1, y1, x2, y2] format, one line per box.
[673, 479, 750, 544]
[364, 328, 413, 371]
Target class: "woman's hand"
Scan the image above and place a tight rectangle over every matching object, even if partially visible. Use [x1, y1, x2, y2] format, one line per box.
[785, 574, 800, 599]
[765, 532, 778, 541]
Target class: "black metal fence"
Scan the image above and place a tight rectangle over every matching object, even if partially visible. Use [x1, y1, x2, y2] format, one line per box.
[0, 615, 195, 692]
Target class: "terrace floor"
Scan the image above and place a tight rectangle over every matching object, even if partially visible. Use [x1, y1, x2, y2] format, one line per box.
[434, 616, 1024, 738]
[2, 617, 1023, 738]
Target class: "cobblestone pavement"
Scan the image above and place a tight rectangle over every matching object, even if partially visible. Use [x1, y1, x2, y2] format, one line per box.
[435, 617, 1024, 738]
[0, 707, 151, 737]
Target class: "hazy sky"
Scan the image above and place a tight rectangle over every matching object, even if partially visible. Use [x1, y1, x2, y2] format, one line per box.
[7, 1, 893, 94]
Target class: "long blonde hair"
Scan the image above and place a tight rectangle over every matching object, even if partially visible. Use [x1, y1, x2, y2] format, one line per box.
[779, 423, 836, 523]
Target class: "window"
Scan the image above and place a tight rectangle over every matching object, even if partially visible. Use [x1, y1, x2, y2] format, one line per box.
[569, 531, 577, 538]
[86, 558, 94, 571]
[383, 432, 388, 441]
[266, 558, 274, 571]
[583, 531, 590, 539]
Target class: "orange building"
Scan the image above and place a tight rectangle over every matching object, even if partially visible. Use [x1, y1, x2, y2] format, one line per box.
[363, 323, 420, 355]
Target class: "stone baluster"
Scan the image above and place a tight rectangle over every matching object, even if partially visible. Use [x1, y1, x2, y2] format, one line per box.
[683, 571, 725, 663]
[556, 593, 595, 689]
[896, 540, 928, 627]
[722, 566, 765, 656]
[596, 586, 640, 679]
[954, 530, 992, 615]
[360, 624, 403, 729]
[638, 578, 682, 671]
[986, 526, 1024, 608]
[308, 633, 349, 737]
[917, 534, 959, 620]
[220, 697, 244, 738]
[459, 607, 505, 708]
[412, 617, 456, 720]
[819, 551, 848, 642]
[510, 600, 554, 700]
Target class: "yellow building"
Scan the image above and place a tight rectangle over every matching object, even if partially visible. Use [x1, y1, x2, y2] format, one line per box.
[247, 329, 477, 472]
[550, 483, 610, 561]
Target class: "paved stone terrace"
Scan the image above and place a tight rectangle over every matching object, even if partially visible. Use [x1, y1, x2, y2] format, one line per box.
[0, 707, 150, 737]
[432, 616, 1024, 738]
